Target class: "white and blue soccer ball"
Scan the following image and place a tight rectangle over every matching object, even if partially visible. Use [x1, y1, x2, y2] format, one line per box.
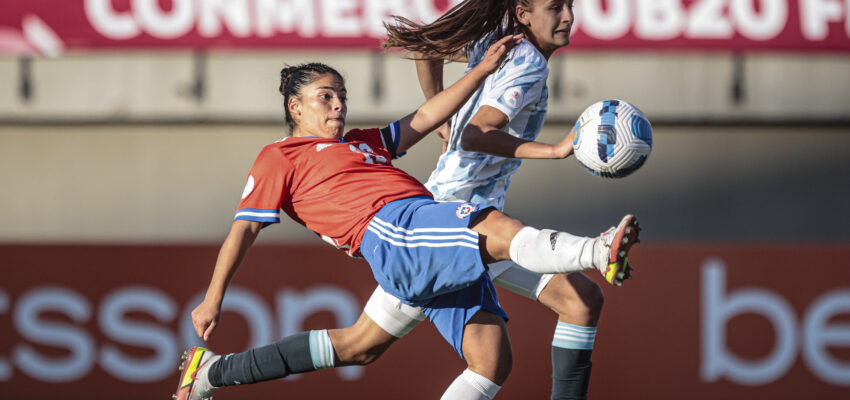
[572, 99, 653, 178]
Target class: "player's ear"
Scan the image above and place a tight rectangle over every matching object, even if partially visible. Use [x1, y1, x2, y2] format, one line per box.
[288, 96, 301, 119]
[515, 4, 531, 26]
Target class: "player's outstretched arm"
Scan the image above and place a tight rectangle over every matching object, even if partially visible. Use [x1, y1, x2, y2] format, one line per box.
[394, 34, 523, 155]
[461, 107, 575, 159]
[192, 219, 262, 341]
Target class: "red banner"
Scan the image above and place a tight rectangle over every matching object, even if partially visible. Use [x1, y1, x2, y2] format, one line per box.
[1, 0, 849, 56]
[0, 244, 849, 399]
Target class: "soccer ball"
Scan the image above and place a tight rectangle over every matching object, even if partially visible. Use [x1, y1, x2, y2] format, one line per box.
[571, 99, 653, 178]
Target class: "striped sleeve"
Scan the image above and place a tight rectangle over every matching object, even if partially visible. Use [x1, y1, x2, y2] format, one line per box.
[234, 208, 280, 223]
[378, 120, 405, 159]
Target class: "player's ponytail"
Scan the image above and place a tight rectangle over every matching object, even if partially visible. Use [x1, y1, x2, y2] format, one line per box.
[279, 63, 344, 133]
[383, 0, 529, 59]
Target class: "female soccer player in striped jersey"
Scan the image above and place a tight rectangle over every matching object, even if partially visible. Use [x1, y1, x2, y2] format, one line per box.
[173, 32, 640, 400]
[376, 1, 625, 399]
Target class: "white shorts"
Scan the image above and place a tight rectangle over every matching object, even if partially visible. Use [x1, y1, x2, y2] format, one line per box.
[364, 261, 554, 338]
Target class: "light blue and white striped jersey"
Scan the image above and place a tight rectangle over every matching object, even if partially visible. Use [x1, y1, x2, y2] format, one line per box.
[424, 37, 549, 211]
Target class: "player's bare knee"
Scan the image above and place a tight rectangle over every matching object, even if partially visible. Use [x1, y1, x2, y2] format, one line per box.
[462, 312, 513, 385]
[470, 209, 525, 262]
[328, 326, 394, 366]
[344, 344, 388, 365]
[584, 280, 604, 316]
[495, 350, 513, 384]
[466, 350, 512, 385]
[332, 338, 390, 366]
[559, 280, 603, 324]
[542, 275, 604, 324]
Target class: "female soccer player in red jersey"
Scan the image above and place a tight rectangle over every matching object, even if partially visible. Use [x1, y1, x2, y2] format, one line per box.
[174, 33, 639, 400]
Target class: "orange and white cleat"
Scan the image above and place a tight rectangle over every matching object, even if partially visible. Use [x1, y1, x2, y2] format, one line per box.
[593, 214, 641, 286]
[173, 347, 219, 400]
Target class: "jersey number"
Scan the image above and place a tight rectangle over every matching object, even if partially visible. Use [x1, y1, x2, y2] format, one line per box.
[349, 143, 387, 165]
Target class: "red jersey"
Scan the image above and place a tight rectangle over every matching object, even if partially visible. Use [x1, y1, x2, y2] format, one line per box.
[234, 123, 432, 257]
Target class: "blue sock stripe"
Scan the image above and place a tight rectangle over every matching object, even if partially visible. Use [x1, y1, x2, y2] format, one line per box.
[308, 330, 335, 370]
[552, 322, 597, 350]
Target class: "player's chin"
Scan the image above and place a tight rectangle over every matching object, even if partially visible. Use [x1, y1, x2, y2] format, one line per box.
[326, 124, 345, 137]
[552, 32, 571, 47]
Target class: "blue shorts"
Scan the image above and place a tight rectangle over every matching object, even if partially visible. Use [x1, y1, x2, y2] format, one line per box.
[360, 196, 508, 357]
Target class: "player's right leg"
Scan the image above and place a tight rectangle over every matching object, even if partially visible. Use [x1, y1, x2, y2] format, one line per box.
[412, 271, 510, 400]
[471, 209, 640, 286]
[489, 264, 603, 400]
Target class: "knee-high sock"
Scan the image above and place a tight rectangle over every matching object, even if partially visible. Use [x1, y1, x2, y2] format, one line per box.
[551, 322, 595, 400]
[441, 369, 501, 400]
[208, 330, 336, 387]
[509, 227, 596, 274]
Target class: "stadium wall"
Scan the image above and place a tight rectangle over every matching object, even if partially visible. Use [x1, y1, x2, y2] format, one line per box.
[1, 124, 848, 243]
[0, 244, 848, 400]
[1, 52, 849, 124]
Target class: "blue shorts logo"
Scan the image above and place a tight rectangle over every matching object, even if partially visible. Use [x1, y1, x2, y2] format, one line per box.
[455, 202, 478, 219]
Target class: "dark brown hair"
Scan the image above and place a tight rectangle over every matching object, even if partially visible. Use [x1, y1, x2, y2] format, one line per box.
[383, 0, 533, 59]
[279, 63, 344, 132]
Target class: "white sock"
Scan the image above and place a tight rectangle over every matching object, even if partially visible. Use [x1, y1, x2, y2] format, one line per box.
[508, 227, 595, 274]
[441, 369, 501, 400]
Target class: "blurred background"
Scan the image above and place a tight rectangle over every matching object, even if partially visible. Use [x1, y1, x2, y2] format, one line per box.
[1, 1, 849, 399]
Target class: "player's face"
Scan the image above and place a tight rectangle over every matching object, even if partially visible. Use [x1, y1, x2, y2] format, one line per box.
[518, 0, 574, 58]
[290, 73, 348, 139]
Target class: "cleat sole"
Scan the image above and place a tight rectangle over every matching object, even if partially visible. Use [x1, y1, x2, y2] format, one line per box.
[604, 215, 641, 286]
[174, 347, 210, 400]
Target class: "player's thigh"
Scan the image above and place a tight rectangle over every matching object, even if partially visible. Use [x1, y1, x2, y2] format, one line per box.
[537, 272, 604, 326]
[363, 285, 426, 338]
[489, 260, 554, 300]
[461, 310, 512, 384]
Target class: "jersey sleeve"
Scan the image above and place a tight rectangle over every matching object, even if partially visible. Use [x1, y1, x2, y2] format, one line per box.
[234, 147, 292, 225]
[378, 120, 405, 158]
[345, 121, 404, 159]
[479, 46, 548, 121]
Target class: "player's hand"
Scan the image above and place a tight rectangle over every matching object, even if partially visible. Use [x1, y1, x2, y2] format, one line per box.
[191, 300, 222, 341]
[476, 34, 523, 75]
[553, 126, 576, 159]
[435, 122, 451, 153]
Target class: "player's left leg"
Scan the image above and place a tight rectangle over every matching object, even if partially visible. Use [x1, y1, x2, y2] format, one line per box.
[442, 310, 512, 400]
[537, 273, 603, 400]
[174, 313, 399, 400]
